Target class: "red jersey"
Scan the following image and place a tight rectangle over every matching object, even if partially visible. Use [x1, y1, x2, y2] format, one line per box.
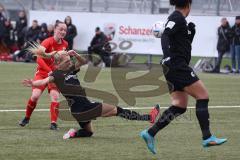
[36, 37, 68, 76]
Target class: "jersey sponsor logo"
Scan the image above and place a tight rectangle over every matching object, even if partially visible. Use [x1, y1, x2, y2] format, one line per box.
[161, 57, 171, 64]
[166, 21, 175, 29]
[191, 71, 196, 77]
[65, 75, 78, 81]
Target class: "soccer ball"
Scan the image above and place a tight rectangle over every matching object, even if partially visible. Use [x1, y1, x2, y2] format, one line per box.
[152, 21, 165, 38]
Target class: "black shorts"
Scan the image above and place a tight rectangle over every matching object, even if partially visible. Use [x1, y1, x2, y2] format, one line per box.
[163, 63, 199, 92]
[67, 96, 102, 122]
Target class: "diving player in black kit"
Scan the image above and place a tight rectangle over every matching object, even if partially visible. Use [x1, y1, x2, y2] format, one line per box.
[140, 0, 227, 154]
[22, 49, 160, 139]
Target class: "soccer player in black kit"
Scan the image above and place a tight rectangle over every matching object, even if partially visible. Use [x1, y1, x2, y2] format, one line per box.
[140, 0, 227, 154]
[22, 48, 160, 139]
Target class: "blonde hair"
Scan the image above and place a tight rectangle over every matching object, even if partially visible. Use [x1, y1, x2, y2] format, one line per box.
[27, 41, 68, 64]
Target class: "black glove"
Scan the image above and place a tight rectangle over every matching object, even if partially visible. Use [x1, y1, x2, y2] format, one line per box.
[188, 22, 196, 43]
[188, 22, 196, 33]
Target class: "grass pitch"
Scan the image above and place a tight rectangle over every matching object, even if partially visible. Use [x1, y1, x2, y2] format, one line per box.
[0, 62, 239, 160]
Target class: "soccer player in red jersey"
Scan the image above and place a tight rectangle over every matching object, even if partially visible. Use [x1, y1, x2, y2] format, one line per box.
[19, 20, 68, 130]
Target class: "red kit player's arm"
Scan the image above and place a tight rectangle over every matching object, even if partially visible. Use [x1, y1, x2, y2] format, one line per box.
[36, 57, 52, 73]
[38, 38, 53, 73]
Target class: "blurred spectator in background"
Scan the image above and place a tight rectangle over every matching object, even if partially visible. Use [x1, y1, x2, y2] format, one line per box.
[88, 27, 112, 67]
[3, 19, 18, 53]
[0, 4, 7, 53]
[15, 10, 27, 49]
[47, 24, 54, 37]
[64, 16, 77, 50]
[231, 16, 240, 73]
[13, 20, 40, 62]
[37, 23, 49, 43]
[211, 17, 231, 73]
[25, 20, 40, 42]
[0, 5, 6, 34]
[0, 4, 6, 20]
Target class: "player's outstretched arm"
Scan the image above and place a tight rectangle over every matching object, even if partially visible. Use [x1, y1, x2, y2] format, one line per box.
[22, 76, 54, 87]
[67, 50, 87, 69]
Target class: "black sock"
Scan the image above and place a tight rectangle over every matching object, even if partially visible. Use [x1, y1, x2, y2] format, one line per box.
[196, 99, 212, 140]
[75, 129, 93, 137]
[148, 106, 186, 137]
[116, 106, 150, 121]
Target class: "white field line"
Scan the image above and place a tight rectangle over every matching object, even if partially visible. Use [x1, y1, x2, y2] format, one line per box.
[0, 106, 240, 112]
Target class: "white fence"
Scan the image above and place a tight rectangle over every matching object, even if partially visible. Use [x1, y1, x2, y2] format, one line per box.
[30, 10, 236, 57]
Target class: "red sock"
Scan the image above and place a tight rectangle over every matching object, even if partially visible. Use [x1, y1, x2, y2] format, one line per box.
[50, 102, 59, 123]
[25, 99, 37, 119]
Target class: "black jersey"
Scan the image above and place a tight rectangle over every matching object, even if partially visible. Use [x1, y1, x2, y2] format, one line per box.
[51, 66, 86, 99]
[161, 10, 195, 66]
[64, 68, 80, 86]
[51, 67, 101, 114]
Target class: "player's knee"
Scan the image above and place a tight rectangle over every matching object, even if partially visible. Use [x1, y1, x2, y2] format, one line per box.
[202, 91, 209, 99]
[50, 92, 59, 102]
[195, 85, 209, 99]
[170, 106, 187, 115]
[51, 96, 59, 102]
[172, 100, 188, 108]
[31, 93, 41, 101]
[196, 92, 209, 100]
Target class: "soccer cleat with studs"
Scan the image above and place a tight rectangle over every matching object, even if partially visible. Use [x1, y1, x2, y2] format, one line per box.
[19, 117, 30, 127]
[149, 104, 160, 124]
[50, 122, 59, 130]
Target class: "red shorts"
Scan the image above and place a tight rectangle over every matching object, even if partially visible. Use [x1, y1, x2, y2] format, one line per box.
[32, 72, 59, 93]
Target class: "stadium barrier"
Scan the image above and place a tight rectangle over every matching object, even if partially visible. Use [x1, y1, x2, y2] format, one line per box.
[30, 10, 236, 58]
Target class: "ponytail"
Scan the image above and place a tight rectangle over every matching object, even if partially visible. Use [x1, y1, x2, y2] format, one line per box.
[26, 41, 68, 64]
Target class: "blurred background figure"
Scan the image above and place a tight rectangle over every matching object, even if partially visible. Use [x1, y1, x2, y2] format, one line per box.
[88, 27, 112, 67]
[13, 20, 40, 62]
[64, 16, 77, 50]
[25, 20, 40, 42]
[0, 4, 6, 35]
[37, 23, 49, 43]
[0, 4, 7, 54]
[211, 17, 231, 73]
[15, 10, 27, 49]
[231, 16, 240, 73]
[47, 24, 54, 37]
[24, 20, 40, 62]
[3, 18, 18, 54]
